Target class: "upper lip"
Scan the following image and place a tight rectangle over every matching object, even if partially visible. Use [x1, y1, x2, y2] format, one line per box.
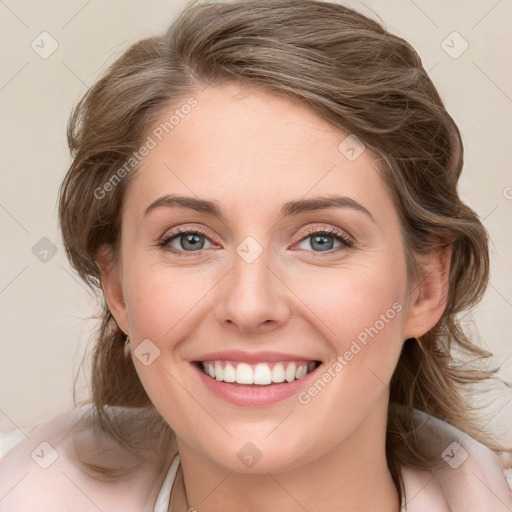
[191, 350, 321, 363]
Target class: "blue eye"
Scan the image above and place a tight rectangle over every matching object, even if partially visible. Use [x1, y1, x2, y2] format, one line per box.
[295, 229, 353, 253]
[160, 228, 214, 255]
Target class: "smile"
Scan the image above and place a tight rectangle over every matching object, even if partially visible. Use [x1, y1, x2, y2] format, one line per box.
[198, 360, 320, 385]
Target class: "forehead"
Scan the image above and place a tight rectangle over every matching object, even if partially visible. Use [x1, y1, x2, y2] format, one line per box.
[127, 82, 392, 220]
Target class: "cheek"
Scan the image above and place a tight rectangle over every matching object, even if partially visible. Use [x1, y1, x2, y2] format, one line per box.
[291, 270, 406, 435]
[286, 257, 408, 391]
[288, 257, 407, 338]
[123, 263, 206, 338]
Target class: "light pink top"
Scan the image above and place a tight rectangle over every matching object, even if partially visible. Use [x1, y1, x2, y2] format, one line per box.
[400, 409, 512, 511]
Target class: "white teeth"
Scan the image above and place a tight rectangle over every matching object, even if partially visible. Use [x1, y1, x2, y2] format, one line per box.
[201, 360, 317, 385]
[223, 363, 236, 382]
[236, 362, 253, 384]
[296, 365, 308, 379]
[253, 363, 272, 385]
[285, 363, 296, 382]
[271, 363, 285, 383]
[214, 362, 224, 381]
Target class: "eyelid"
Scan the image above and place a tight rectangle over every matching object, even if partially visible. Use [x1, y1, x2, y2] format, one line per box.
[294, 224, 354, 246]
[159, 224, 221, 246]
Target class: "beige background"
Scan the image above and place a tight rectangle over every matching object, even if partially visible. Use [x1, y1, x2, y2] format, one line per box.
[0, 0, 511, 453]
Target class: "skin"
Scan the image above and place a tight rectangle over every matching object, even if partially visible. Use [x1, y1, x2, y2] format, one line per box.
[99, 82, 451, 512]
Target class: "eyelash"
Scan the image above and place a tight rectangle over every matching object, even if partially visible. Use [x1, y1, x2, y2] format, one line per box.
[158, 225, 354, 257]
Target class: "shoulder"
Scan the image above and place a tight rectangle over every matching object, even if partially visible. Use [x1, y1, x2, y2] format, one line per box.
[0, 405, 175, 512]
[402, 409, 512, 510]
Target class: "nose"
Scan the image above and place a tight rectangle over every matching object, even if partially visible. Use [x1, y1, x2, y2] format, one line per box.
[214, 245, 291, 336]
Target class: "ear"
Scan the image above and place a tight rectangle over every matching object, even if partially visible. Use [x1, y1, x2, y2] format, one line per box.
[97, 244, 130, 335]
[403, 243, 452, 339]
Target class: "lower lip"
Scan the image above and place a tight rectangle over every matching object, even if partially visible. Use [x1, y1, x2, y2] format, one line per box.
[191, 362, 321, 407]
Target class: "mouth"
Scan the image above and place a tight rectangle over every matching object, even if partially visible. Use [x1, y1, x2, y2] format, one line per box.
[193, 359, 322, 386]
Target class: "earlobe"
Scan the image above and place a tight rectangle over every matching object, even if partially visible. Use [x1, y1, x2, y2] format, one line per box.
[96, 244, 129, 335]
[403, 243, 453, 339]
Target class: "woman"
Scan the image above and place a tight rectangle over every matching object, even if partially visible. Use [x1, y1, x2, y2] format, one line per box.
[0, 0, 510, 510]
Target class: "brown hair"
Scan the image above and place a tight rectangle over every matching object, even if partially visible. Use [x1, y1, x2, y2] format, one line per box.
[58, 0, 509, 500]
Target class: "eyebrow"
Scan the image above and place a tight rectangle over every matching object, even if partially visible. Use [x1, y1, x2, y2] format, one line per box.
[144, 194, 375, 223]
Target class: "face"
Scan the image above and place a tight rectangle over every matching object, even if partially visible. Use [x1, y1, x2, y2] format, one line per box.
[101, 82, 446, 473]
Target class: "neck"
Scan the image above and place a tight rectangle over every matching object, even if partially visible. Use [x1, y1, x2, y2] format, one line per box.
[171, 405, 400, 512]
